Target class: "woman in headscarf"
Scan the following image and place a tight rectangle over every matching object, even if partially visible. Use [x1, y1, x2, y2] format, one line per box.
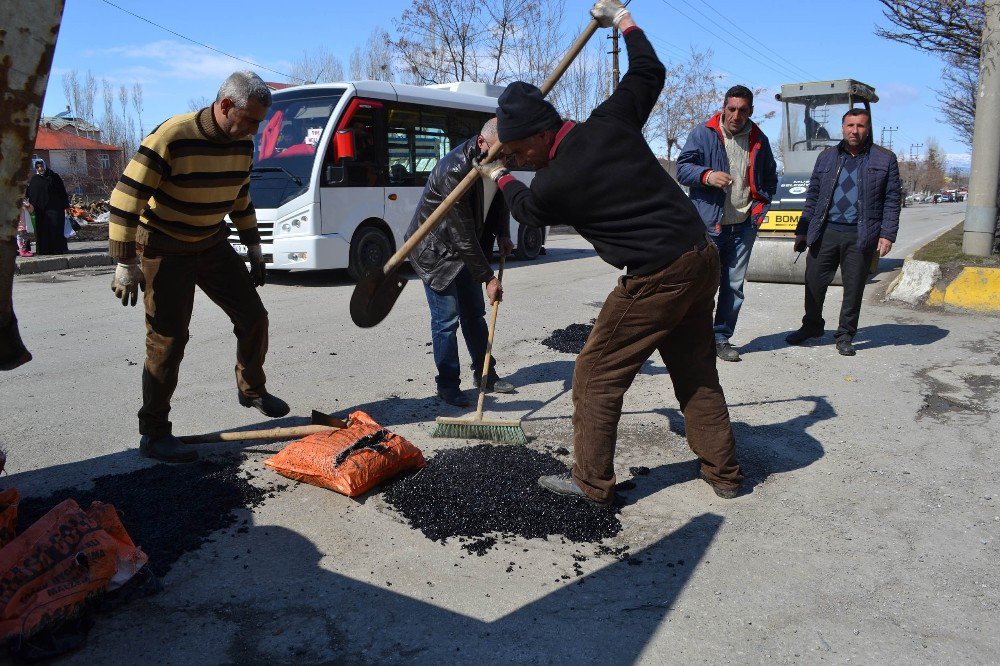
[25, 159, 70, 255]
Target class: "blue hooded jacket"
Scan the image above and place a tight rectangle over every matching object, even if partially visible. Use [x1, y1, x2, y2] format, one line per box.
[676, 112, 778, 234]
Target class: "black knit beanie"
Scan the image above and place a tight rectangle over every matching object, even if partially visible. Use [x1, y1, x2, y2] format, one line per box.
[496, 81, 562, 143]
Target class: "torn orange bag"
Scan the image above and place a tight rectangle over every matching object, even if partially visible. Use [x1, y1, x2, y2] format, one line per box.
[0, 499, 149, 642]
[264, 410, 425, 497]
[0, 489, 19, 548]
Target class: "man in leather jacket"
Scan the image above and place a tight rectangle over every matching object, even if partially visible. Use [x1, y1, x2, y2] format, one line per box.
[405, 118, 516, 407]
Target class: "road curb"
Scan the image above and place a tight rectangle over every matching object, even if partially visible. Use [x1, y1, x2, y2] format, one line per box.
[15, 253, 114, 275]
[887, 256, 1000, 314]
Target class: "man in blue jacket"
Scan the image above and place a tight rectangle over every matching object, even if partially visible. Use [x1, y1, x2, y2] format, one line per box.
[677, 87, 777, 362]
[785, 108, 900, 356]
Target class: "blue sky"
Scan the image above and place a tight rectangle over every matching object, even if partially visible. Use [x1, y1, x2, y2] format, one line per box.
[45, 0, 970, 167]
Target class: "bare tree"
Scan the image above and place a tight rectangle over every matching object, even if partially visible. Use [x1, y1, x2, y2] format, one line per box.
[350, 27, 395, 81]
[922, 139, 947, 193]
[61, 70, 79, 123]
[288, 47, 345, 84]
[548, 36, 611, 122]
[392, 0, 534, 85]
[506, 0, 566, 87]
[187, 95, 213, 112]
[131, 82, 145, 139]
[646, 49, 723, 160]
[876, 0, 985, 146]
[118, 84, 137, 160]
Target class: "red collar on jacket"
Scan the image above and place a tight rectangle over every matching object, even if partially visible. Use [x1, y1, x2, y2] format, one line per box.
[549, 121, 576, 161]
[705, 112, 767, 207]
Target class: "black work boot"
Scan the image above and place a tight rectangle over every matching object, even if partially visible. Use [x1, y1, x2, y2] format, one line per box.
[785, 327, 824, 345]
[436, 387, 469, 407]
[139, 434, 198, 463]
[715, 341, 741, 362]
[836, 337, 856, 356]
[238, 391, 290, 418]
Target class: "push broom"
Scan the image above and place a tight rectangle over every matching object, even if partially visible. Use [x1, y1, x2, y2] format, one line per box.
[432, 256, 527, 444]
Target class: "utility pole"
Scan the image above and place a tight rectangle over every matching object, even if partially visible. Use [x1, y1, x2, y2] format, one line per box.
[880, 126, 899, 152]
[0, 0, 66, 370]
[909, 143, 923, 160]
[609, 27, 620, 92]
[963, 0, 1000, 256]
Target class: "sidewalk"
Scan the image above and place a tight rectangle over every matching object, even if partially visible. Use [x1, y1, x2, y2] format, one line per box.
[14, 240, 113, 275]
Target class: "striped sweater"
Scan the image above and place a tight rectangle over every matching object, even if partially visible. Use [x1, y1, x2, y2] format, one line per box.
[108, 106, 261, 260]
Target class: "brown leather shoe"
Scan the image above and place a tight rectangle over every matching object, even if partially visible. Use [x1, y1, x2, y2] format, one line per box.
[701, 475, 741, 499]
[538, 472, 612, 505]
[238, 391, 290, 418]
[139, 434, 198, 463]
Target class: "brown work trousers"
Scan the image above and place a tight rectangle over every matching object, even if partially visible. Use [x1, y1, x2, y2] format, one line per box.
[137, 239, 269, 437]
[571, 239, 743, 502]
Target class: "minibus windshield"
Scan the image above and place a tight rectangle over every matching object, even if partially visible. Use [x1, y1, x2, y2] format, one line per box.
[250, 89, 345, 208]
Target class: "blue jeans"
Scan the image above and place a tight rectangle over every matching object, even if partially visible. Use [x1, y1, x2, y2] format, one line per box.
[711, 220, 757, 343]
[423, 267, 495, 391]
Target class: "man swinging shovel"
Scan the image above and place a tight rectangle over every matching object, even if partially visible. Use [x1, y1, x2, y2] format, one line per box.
[349, 2, 608, 328]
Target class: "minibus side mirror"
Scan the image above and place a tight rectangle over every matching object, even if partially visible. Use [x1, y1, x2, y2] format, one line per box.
[335, 129, 356, 162]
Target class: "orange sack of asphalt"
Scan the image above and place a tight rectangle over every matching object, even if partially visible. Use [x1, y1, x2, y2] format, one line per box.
[0, 489, 19, 548]
[264, 410, 425, 497]
[0, 499, 149, 642]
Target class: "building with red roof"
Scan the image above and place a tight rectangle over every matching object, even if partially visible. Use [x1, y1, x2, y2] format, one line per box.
[31, 126, 124, 197]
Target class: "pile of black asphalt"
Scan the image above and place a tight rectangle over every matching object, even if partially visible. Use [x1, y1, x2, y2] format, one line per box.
[381, 443, 622, 555]
[541, 320, 595, 354]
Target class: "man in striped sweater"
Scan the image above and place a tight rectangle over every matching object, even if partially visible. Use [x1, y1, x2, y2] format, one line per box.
[108, 70, 288, 463]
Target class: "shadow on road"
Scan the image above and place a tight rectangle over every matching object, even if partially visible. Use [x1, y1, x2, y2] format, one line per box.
[741, 322, 949, 354]
[4, 444, 724, 662]
[74, 513, 723, 662]
[615, 395, 832, 503]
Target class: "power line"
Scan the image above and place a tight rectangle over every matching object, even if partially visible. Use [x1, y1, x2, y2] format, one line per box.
[98, 0, 304, 83]
[644, 32, 774, 96]
[684, 0, 819, 81]
[657, 0, 807, 83]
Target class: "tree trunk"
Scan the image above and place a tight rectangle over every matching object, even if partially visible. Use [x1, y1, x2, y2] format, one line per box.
[0, 0, 66, 369]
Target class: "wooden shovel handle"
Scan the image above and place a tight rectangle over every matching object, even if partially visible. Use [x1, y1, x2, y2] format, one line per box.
[178, 424, 339, 444]
[381, 18, 601, 275]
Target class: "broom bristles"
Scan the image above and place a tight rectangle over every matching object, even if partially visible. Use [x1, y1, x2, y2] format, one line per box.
[431, 419, 528, 445]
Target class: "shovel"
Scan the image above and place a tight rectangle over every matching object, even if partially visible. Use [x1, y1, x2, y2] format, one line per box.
[178, 410, 347, 444]
[350, 17, 603, 328]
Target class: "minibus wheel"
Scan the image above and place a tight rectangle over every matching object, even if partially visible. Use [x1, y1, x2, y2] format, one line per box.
[514, 223, 543, 261]
[348, 225, 394, 281]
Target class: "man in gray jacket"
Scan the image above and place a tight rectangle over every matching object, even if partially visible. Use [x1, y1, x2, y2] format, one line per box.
[405, 118, 516, 407]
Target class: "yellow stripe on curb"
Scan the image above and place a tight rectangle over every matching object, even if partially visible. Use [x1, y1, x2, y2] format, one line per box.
[936, 267, 1000, 312]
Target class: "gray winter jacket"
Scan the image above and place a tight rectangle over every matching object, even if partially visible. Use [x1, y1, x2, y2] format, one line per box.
[405, 137, 509, 291]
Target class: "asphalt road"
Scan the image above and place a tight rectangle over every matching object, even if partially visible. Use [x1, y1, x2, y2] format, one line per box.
[2, 202, 997, 663]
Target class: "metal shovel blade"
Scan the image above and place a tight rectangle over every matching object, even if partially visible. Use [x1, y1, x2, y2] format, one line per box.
[350, 267, 407, 328]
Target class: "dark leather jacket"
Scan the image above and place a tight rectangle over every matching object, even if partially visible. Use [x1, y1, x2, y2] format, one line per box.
[405, 137, 509, 292]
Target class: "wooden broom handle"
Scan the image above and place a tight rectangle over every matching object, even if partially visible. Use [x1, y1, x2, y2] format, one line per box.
[381, 18, 601, 275]
[475, 255, 505, 419]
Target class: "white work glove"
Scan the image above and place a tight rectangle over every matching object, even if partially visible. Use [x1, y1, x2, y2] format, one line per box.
[111, 260, 145, 307]
[247, 244, 266, 287]
[590, 0, 630, 28]
[473, 156, 509, 183]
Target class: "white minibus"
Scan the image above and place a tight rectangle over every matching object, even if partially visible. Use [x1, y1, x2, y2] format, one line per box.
[230, 80, 544, 279]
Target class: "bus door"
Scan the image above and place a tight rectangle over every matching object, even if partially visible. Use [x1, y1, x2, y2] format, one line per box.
[383, 103, 452, 246]
[320, 98, 385, 240]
